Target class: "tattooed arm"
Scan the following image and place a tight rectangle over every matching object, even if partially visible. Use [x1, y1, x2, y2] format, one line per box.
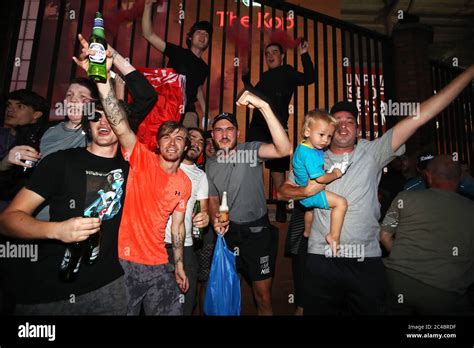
[96, 80, 137, 154]
[171, 209, 189, 293]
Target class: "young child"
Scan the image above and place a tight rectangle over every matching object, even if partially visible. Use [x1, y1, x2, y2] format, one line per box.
[292, 110, 349, 255]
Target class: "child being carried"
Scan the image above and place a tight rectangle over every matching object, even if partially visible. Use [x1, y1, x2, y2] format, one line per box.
[292, 110, 350, 255]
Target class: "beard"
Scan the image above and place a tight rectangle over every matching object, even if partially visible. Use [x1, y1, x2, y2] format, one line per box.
[184, 150, 200, 162]
[160, 150, 182, 162]
[184, 144, 202, 162]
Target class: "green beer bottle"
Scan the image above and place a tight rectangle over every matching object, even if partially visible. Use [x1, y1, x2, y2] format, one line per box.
[88, 12, 107, 83]
[192, 201, 204, 240]
[192, 201, 206, 250]
[83, 207, 101, 265]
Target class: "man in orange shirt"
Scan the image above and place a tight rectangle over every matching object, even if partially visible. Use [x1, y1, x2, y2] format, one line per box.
[86, 47, 192, 315]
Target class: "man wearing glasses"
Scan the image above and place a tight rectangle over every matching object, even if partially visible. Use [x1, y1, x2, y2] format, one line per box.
[0, 106, 129, 315]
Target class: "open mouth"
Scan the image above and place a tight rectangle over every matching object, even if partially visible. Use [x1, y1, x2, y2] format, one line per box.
[166, 147, 178, 154]
[98, 127, 111, 136]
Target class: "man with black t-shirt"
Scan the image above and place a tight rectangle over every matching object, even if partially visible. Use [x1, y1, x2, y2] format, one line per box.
[143, 0, 211, 128]
[0, 107, 129, 315]
[242, 41, 315, 222]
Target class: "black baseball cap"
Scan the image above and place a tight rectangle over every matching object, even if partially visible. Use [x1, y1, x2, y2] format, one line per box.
[330, 101, 359, 123]
[212, 112, 238, 128]
[417, 153, 435, 170]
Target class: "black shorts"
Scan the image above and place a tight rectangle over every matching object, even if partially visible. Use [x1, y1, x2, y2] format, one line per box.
[224, 214, 279, 282]
[303, 254, 387, 315]
[246, 125, 290, 172]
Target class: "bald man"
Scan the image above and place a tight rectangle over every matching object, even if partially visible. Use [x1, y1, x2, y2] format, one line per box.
[380, 155, 474, 315]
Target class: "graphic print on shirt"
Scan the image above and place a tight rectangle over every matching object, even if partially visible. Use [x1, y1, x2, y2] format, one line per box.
[59, 168, 125, 277]
[83, 168, 125, 220]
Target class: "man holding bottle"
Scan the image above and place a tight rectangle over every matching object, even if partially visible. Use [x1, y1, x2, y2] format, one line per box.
[206, 90, 292, 315]
[0, 106, 129, 315]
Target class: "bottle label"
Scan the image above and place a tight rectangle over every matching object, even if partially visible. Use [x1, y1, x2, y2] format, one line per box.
[89, 246, 100, 261]
[219, 211, 229, 223]
[23, 160, 37, 173]
[89, 43, 106, 63]
[73, 256, 83, 274]
[60, 248, 71, 270]
[192, 226, 200, 238]
[94, 18, 104, 28]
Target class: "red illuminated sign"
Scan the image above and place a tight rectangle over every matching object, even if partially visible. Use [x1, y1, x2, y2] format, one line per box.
[216, 11, 294, 29]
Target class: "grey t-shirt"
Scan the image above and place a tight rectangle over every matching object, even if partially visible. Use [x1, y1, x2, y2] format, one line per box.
[206, 142, 266, 223]
[290, 128, 405, 257]
[40, 122, 86, 159]
[36, 122, 87, 221]
[382, 189, 474, 294]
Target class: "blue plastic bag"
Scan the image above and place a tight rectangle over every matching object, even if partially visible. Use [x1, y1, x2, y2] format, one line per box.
[204, 234, 241, 316]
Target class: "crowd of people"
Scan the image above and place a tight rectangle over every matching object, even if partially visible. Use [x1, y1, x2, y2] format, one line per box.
[0, 1, 473, 316]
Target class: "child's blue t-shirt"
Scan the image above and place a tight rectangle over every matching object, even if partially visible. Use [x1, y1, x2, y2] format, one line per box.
[293, 142, 325, 187]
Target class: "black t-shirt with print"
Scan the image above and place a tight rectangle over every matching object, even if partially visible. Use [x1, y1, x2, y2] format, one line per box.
[0, 147, 129, 304]
[164, 42, 209, 113]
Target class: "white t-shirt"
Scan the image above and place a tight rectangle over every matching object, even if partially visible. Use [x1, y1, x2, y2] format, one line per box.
[165, 163, 209, 247]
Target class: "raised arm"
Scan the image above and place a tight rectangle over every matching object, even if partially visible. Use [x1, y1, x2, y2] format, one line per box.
[392, 65, 474, 152]
[142, 0, 166, 53]
[122, 71, 157, 132]
[295, 40, 315, 86]
[97, 79, 137, 154]
[73, 39, 137, 154]
[236, 89, 292, 159]
[74, 34, 157, 132]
